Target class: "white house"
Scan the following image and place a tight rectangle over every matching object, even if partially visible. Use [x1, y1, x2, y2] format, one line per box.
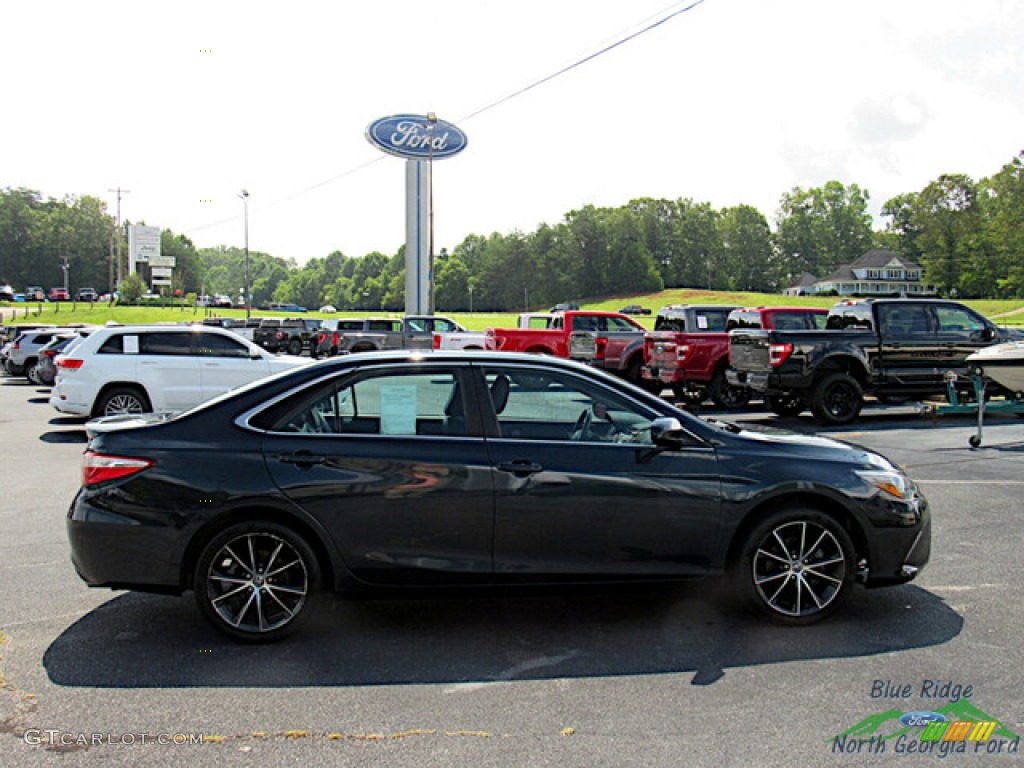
[783, 249, 937, 297]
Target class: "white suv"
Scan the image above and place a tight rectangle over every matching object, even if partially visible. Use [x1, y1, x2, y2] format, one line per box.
[50, 324, 312, 417]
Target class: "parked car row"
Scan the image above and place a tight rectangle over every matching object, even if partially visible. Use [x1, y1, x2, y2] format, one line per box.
[0, 285, 99, 302]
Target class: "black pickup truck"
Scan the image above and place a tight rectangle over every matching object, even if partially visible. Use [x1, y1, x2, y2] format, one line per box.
[728, 298, 1022, 425]
[253, 317, 324, 356]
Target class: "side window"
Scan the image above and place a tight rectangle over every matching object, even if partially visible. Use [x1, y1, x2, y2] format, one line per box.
[273, 370, 468, 437]
[482, 367, 657, 444]
[406, 318, 427, 332]
[935, 306, 983, 333]
[433, 318, 457, 333]
[139, 332, 194, 356]
[606, 316, 638, 332]
[197, 332, 250, 358]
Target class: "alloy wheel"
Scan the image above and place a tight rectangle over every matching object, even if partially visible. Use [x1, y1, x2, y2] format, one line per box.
[204, 531, 309, 636]
[751, 519, 846, 619]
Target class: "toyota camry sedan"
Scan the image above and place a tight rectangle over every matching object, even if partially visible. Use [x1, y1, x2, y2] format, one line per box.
[68, 351, 930, 642]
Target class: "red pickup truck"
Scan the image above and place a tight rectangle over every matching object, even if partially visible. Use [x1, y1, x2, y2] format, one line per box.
[643, 305, 827, 408]
[485, 310, 649, 382]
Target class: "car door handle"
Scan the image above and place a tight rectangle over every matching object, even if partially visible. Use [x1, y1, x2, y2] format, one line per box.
[278, 452, 327, 467]
[497, 460, 543, 476]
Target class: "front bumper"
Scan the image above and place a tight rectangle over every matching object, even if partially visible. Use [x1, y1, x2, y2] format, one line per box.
[861, 493, 931, 588]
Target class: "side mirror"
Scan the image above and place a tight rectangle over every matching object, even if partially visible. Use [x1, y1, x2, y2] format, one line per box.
[650, 417, 686, 448]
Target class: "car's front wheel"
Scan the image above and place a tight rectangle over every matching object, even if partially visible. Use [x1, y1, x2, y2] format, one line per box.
[737, 507, 854, 624]
[194, 521, 320, 642]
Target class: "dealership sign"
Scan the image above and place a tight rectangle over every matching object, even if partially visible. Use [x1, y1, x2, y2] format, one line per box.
[365, 114, 468, 160]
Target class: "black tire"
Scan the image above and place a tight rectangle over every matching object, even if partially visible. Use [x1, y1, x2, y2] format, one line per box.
[23, 358, 39, 384]
[671, 382, 706, 406]
[810, 372, 863, 425]
[708, 370, 751, 409]
[736, 507, 855, 625]
[765, 393, 805, 417]
[624, 355, 644, 386]
[95, 386, 150, 416]
[287, 338, 303, 356]
[194, 521, 320, 642]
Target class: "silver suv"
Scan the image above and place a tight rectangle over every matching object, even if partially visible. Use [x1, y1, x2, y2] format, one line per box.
[6, 326, 90, 381]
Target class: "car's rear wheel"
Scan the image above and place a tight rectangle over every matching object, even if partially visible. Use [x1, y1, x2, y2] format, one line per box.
[810, 372, 863, 425]
[288, 339, 303, 356]
[96, 386, 150, 416]
[737, 507, 854, 624]
[24, 358, 39, 384]
[194, 521, 319, 642]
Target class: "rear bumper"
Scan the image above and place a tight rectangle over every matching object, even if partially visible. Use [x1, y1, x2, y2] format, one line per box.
[726, 370, 809, 394]
[641, 366, 691, 385]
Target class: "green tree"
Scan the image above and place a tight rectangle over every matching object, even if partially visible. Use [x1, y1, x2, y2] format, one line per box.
[718, 205, 777, 292]
[912, 174, 984, 295]
[776, 181, 873, 278]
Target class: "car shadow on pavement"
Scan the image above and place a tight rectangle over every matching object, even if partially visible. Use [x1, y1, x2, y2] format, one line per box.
[43, 580, 961, 689]
[39, 429, 88, 444]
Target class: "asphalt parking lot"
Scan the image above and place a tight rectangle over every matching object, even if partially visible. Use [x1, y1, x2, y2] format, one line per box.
[1, 377, 1022, 768]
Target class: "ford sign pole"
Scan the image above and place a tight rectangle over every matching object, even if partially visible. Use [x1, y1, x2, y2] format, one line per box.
[365, 114, 468, 316]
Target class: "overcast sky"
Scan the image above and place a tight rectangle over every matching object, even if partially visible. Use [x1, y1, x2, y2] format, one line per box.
[3, 0, 1022, 264]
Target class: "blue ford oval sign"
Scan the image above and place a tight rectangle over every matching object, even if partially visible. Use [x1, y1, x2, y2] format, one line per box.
[365, 114, 468, 161]
[899, 711, 947, 728]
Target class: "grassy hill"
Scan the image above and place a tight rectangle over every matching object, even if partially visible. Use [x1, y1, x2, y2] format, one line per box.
[3, 290, 1024, 333]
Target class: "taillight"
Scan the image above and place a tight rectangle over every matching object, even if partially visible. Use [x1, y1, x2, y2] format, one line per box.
[432, 333, 441, 350]
[58, 357, 84, 370]
[42, 349, 56, 358]
[82, 451, 154, 486]
[769, 343, 794, 367]
[594, 337, 608, 360]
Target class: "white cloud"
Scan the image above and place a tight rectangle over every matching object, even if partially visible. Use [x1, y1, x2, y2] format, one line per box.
[2, 0, 1022, 262]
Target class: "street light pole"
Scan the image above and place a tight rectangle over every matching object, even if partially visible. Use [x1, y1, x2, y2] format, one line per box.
[239, 190, 250, 319]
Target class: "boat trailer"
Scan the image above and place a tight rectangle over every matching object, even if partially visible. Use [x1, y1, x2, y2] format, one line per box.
[918, 369, 1024, 448]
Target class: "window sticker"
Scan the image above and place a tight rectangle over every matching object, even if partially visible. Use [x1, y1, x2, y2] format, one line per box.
[124, 335, 139, 354]
[379, 384, 418, 434]
[696, 315, 709, 330]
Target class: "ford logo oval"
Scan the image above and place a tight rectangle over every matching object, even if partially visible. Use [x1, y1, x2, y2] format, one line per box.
[899, 711, 947, 728]
[365, 114, 468, 161]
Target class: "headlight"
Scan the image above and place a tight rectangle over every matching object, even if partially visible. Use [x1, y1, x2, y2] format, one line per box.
[855, 469, 912, 500]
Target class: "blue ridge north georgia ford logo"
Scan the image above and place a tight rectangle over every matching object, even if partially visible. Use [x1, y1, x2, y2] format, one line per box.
[365, 114, 468, 161]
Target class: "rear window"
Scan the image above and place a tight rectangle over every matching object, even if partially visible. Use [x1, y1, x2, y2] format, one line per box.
[98, 334, 125, 354]
[726, 311, 760, 331]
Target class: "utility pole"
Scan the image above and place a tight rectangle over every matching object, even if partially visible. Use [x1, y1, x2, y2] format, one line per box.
[108, 187, 129, 289]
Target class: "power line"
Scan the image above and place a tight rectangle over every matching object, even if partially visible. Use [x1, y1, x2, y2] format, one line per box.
[189, 0, 707, 235]
[460, 0, 705, 122]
